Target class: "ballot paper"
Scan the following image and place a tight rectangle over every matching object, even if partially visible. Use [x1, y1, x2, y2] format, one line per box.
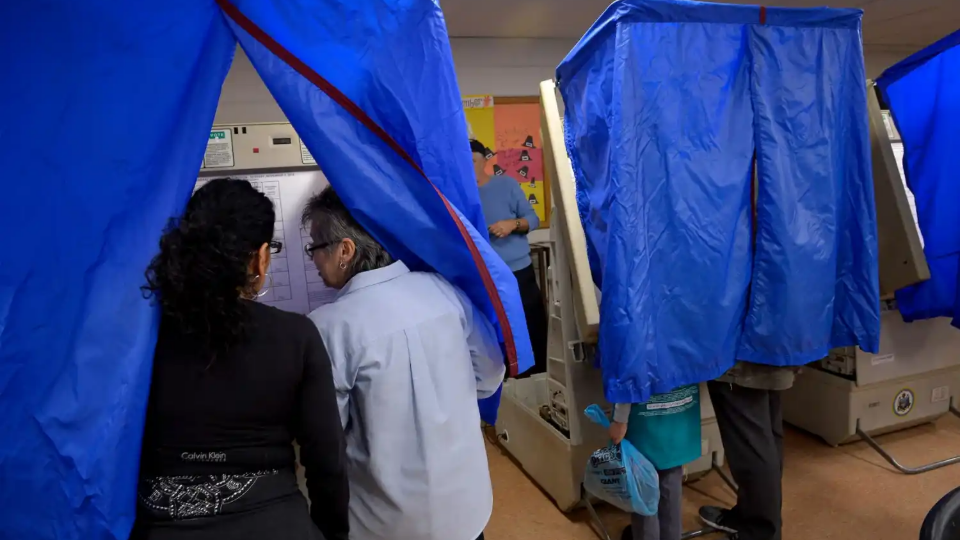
[890, 142, 924, 247]
[882, 111, 923, 247]
[194, 171, 338, 314]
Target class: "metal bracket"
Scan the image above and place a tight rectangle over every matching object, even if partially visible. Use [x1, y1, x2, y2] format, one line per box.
[854, 397, 960, 475]
[680, 528, 720, 540]
[570, 341, 586, 363]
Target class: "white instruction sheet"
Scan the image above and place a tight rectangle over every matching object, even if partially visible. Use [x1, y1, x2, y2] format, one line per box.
[891, 142, 923, 247]
[882, 111, 923, 246]
[195, 171, 339, 315]
[204, 129, 235, 168]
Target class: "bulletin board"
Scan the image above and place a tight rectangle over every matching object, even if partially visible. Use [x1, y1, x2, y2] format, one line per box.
[462, 95, 551, 225]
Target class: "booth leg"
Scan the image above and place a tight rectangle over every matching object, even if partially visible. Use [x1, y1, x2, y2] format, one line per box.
[680, 528, 717, 539]
[680, 453, 735, 539]
[583, 488, 614, 540]
[711, 453, 738, 494]
[855, 402, 960, 475]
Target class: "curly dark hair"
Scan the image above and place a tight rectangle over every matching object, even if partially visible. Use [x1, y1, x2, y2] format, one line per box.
[143, 178, 275, 359]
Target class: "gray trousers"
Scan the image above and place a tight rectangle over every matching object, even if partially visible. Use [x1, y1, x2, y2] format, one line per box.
[631, 466, 683, 540]
[707, 380, 784, 540]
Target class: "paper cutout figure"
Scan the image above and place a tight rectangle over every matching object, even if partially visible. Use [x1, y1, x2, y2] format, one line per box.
[528, 193, 539, 205]
[523, 135, 536, 148]
[520, 150, 531, 161]
[493, 164, 505, 176]
[484, 147, 496, 159]
[464, 95, 496, 157]
[494, 148, 545, 221]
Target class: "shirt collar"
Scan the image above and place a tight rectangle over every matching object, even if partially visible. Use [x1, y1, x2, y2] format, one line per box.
[337, 261, 410, 298]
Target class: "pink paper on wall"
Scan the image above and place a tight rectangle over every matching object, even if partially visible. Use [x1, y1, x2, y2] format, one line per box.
[496, 148, 546, 220]
[494, 103, 542, 150]
[496, 148, 542, 182]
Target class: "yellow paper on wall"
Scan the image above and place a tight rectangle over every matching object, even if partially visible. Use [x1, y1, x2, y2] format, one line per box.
[520, 181, 546, 223]
[463, 95, 496, 154]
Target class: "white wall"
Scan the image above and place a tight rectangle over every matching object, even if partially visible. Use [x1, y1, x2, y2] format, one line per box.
[214, 38, 575, 124]
[864, 47, 916, 80]
[450, 38, 575, 96]
[214, 38, 914, 125]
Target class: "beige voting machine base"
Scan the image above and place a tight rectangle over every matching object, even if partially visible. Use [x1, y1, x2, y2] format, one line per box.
[782, 85, 959, 474]
[784, 311, 960, 472]
[493, 81, 731, 540]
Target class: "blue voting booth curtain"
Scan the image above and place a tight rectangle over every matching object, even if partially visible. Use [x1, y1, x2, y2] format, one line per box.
[218, 0, 533, 419]
[877, 30, 960, 326]
[558, 0, 880, 405]
[0, 1, 530, 538]
[0, 2, 236, 539]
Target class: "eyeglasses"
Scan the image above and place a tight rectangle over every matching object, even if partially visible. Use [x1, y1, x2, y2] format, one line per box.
[269, 241, 283, 254]
[304, 241, 335, 256]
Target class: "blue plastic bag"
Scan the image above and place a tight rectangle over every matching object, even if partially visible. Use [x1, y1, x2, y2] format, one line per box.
[583, 404, 659, 516]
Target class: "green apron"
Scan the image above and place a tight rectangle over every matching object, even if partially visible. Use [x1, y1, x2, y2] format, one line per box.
[624, 384, 702, 471]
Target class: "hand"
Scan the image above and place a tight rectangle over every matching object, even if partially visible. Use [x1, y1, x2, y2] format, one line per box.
[488, 220, 517, 238]
[608, 421, 627, 445]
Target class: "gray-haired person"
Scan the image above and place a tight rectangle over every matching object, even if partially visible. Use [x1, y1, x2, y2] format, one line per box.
[302, 186, 504, 540]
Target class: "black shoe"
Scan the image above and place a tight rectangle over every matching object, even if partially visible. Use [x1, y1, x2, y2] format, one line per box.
[619, 524, 633, 540]
[699, 506, 739, 534]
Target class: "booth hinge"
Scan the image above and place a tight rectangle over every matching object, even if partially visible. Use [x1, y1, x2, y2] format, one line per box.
[570, 341, 586, 363]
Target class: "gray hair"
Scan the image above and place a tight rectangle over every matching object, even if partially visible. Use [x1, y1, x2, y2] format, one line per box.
[301, 186, 394, 278]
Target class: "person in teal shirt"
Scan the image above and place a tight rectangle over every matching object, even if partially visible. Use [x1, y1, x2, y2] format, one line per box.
[609, 385, 702, 540]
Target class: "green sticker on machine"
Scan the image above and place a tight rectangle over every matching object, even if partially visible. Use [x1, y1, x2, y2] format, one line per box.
[204, 129, 234, 168]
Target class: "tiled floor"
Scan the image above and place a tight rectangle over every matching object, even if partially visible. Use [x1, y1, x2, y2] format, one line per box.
[483, 414, 960, 540]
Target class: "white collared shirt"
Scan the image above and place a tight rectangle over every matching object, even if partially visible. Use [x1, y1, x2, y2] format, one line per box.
[308, 262, 505, 540]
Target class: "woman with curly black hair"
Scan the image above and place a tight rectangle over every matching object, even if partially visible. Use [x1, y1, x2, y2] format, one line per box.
[133, 179, 348, 540]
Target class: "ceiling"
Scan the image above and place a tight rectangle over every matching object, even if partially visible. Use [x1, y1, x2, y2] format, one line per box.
[442, 0, 960, 49]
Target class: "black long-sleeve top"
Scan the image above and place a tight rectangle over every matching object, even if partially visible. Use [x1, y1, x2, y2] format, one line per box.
[139, 300, 349, 540]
